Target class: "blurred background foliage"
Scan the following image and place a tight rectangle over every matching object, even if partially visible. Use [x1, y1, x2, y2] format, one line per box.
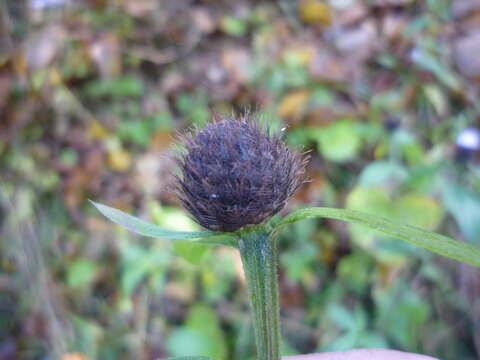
[1, 0, 480, 359]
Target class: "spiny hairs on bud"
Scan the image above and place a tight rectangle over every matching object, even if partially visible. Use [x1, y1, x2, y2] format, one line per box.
[176, 114, 307, 232]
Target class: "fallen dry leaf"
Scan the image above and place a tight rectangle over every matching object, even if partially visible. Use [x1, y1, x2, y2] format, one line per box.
[382, 14, 408, 41]
[107, 148, 132, 172]
[88, 120, 110, 140]
[121, 0, 157, 17]
[309, 52, 354, 82]
[25, 24, 66, 70]
[277, 90, 310, 119]
[333, 21, 378, 61]
[299, 0, 332, 27]
[454, 32, 480, 78]
[221, 46, 251, 83]
[335, 3, 368, 27]
[88, 33, 121, 78]
[192, 7, 217, 34]
[451, 0, 480, 19]
[61, 353, 92, 360]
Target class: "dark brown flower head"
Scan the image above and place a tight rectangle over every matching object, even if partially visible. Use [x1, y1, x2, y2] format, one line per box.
[176, 115, 306, 232]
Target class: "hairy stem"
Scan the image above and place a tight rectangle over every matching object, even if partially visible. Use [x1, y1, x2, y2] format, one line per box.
[238, 226, 280, 360]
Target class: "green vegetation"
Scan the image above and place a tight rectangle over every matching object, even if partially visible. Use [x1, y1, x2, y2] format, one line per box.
[1, 1, 480, 359]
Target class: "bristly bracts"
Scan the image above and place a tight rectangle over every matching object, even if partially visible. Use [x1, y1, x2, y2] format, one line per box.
[176, 114, 307, 232]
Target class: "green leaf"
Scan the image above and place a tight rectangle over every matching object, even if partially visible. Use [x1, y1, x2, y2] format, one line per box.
[90, 201, 237, 247]
[358, 161, 408, 187]
[186, 305, 227, 359]
[315, 119, 362, 163]
[71, 315, 103, 357]
[220, 16, 248, 37]
[411, 49, 461, 90]
[173, 241, 211, 264]
[442, 182, 480, 244]
[67, 259, 97, 288]
[277, 207, 480, 267]
[166, 305, 227, 359]
[84, 76, 144, 97]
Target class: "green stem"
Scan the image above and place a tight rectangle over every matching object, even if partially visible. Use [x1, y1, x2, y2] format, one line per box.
[238, 226, 281, 360]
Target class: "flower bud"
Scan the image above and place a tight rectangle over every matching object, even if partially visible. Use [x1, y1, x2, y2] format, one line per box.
[177, 116, 306, 232]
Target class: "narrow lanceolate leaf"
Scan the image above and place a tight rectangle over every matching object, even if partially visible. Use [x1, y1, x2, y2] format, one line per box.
[278, 207, 480, 267]
[90, 201, 236, 247]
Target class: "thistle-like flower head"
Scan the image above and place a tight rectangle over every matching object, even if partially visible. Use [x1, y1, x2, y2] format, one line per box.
[177, 115, 306, 232]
